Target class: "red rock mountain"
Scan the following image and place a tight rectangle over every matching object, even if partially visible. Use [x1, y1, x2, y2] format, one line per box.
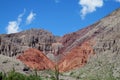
[58, 39, 95, 72]
[1, 8, 120, 72]
[16, 8, 120, 72]
[17, 48, 55, 70]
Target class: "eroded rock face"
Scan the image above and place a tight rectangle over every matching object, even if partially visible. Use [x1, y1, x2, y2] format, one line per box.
[68, 9, 120, 79]
[17, 48, 55, 70]
[59, 25, 95, 54]
[1, 8, 120, 73]
[57, 8, 120, 72]
[58, 40, 95, 72]
[17, 39, 95, 72]
[0, 29, 59, 57]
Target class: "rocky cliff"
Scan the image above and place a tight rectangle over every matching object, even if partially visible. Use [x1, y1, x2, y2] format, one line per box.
[0, 29, 60, 58]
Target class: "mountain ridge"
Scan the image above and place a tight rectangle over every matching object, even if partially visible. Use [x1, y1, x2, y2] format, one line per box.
[0, 8, 120, 74]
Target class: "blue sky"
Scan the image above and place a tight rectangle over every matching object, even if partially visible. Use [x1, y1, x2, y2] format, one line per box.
[0, 0, 120, 36]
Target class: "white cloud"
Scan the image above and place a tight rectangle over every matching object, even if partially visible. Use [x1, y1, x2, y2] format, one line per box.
[26, 11, 36, 24]
[79, 0, 103, 19]
[6, 10, 25, 34]
[6, 22, 19, 34]
[116, 0, 120, 2]
[18, 9, 26, 24]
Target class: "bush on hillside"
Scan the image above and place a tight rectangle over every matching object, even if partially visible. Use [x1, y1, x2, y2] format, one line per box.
[0, 69, 42, 80]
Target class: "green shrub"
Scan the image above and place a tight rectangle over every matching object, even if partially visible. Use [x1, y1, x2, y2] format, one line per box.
[0, 69, 42, 80]
[54, 65, 59, 80]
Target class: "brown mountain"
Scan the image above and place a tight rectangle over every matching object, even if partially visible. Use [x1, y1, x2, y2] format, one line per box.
[17, 48, 55, 70]
[0, 8, 120, 74]
[58, 8, 120, 72]
[0, 29, 60, 57]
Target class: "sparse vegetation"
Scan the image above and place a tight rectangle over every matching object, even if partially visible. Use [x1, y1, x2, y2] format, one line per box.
[2, 60, 9, 64]
[54, 65, 60, 80]
[0, 69, 43, 80]
[65, 52, 120, 80]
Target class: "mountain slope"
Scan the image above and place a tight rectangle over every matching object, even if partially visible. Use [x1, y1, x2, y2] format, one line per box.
[17, 8, 120, 73]
[0, 8, 120, 76]
[60, 8, 120, 79]
[17, 48, 55, 70]
[56, 8, 120, 72]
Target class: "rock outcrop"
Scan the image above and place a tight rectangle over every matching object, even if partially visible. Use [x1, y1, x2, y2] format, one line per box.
[17, 48, 55, 70]
[58, 39, 95, 72]
[0, 29, 59, 57]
